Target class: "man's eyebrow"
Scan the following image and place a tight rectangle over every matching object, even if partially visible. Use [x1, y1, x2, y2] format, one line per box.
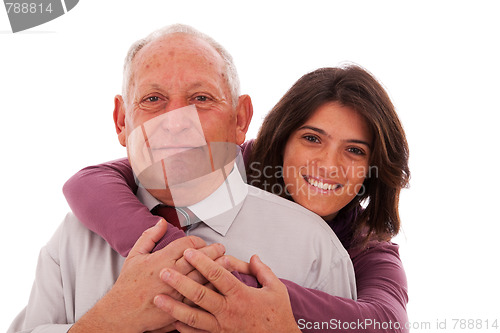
[297, 125, 372, 148]
[136, 83, 163, 91]
[190, 82, 205, 89]
[149, 83, 162, 90]
[189, 81, 221, 92]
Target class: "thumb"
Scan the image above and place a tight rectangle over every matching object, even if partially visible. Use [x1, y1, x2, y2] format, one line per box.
[128, 218, 167, 257]
[249, 255, 281, 288]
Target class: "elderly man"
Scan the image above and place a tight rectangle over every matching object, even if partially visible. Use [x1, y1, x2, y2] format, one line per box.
[8, 25, 355, 333]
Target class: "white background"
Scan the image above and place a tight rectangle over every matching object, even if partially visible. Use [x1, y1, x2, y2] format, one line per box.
[1, 1, 499, 332]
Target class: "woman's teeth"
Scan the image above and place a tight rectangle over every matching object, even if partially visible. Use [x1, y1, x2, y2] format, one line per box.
[306, 177, 339, 191]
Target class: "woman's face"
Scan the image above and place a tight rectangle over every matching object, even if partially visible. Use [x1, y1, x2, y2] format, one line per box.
[282, 102, 373, 220]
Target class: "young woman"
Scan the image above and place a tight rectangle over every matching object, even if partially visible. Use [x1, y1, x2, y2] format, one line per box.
[64, 64, 410, 332]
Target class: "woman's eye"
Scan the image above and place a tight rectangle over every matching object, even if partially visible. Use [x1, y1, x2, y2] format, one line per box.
[347, 147, 365, 155]
[303, 135, 320, 143]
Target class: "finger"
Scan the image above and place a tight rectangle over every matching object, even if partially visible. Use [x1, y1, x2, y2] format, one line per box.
[160, 267, 227, 315]
[175, 245, 226, 296]
[175, 321, 210, 333]
[146, 323, 177, 333]
[155, 235, 207, 261]
[249, 255, 281, 288]
[185, 270, 208, 286]
[198, 243, 226, 261]
[128, 219, 167, 257]
[174, 243, 226, 276]
[154, 294, 218, 332]
[183, 282, 217, 307]
[215, 255, 251, 274]
[183, 249, 242, 297]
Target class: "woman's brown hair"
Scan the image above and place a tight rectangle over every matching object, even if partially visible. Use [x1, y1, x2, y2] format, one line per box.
[247, 65, 410, 244]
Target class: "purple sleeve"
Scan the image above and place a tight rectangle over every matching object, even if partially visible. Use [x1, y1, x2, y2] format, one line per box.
[62, 158, 185, 257]
[284, 241, 408, 333]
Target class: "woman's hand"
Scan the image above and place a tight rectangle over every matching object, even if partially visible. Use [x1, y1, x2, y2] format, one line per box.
[154, 250, 301, 333]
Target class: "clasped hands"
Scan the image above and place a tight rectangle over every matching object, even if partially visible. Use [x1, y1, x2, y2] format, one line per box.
[83, 219, 299, 333]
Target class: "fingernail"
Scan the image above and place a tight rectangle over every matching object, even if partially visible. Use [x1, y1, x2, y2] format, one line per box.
[160, 269, 171, 281]
[216, 243, 226, 253]
[184, 248, 193, 259]
[154, 295, 163, 307]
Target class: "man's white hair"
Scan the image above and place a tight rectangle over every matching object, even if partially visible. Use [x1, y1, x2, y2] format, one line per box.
[122, 24, 240, 107]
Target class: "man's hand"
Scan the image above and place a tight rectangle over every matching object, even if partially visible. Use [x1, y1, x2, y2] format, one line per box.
[71, 219, 226, 333]
[154, 250, 301, 333]
[215, 255, 251, 275]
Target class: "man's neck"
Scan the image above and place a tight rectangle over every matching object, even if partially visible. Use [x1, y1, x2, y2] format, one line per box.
[145, 159, 235, 207]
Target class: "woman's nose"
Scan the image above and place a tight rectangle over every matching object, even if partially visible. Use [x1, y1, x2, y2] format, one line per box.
[316, 151, 345, 178]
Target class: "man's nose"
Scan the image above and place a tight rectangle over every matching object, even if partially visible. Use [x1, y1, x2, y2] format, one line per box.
[165, 98, 190, 113]
[160, 102, 196, 134]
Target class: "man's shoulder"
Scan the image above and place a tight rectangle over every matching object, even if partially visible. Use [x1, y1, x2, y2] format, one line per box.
[45, 212, 119, 263]
[243, 185, 348, 249]
[245, 185, 316, 213]
[58, 212, 99, 240]
[244, 185, 328, 227]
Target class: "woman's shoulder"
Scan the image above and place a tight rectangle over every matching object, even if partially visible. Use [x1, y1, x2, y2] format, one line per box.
[348, 239, 406, 286]
[349, 239, 401, 260]
[240, 139, 255, 166]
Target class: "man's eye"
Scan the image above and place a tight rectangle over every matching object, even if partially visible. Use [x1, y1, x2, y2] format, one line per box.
[138, 95, 166, 112]
[195, 95, 209, 102]
[146, 96, 160, 102]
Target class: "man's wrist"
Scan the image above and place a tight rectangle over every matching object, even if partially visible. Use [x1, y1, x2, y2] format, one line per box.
[70, 291, 140, 333]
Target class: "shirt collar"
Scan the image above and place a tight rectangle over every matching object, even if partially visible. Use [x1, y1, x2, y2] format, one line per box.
[137, 154, 248, 236]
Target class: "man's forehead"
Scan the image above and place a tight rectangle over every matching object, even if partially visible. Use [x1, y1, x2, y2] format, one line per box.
[134, 33, 223, 66]
[129, 35, 226, 85]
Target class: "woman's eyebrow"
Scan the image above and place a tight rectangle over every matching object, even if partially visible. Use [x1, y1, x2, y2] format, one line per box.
[346, 139, 372, 149]
[297, 125, 329, 136]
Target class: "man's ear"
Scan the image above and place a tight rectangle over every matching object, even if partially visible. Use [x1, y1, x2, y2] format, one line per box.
[235, 94, 253, 145]
[113, 95, 127, 147]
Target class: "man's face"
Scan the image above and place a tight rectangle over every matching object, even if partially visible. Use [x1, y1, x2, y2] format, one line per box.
[114, 33, 252, 205]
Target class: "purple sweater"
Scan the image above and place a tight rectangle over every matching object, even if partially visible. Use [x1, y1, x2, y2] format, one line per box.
[63, 143, 408, 332]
